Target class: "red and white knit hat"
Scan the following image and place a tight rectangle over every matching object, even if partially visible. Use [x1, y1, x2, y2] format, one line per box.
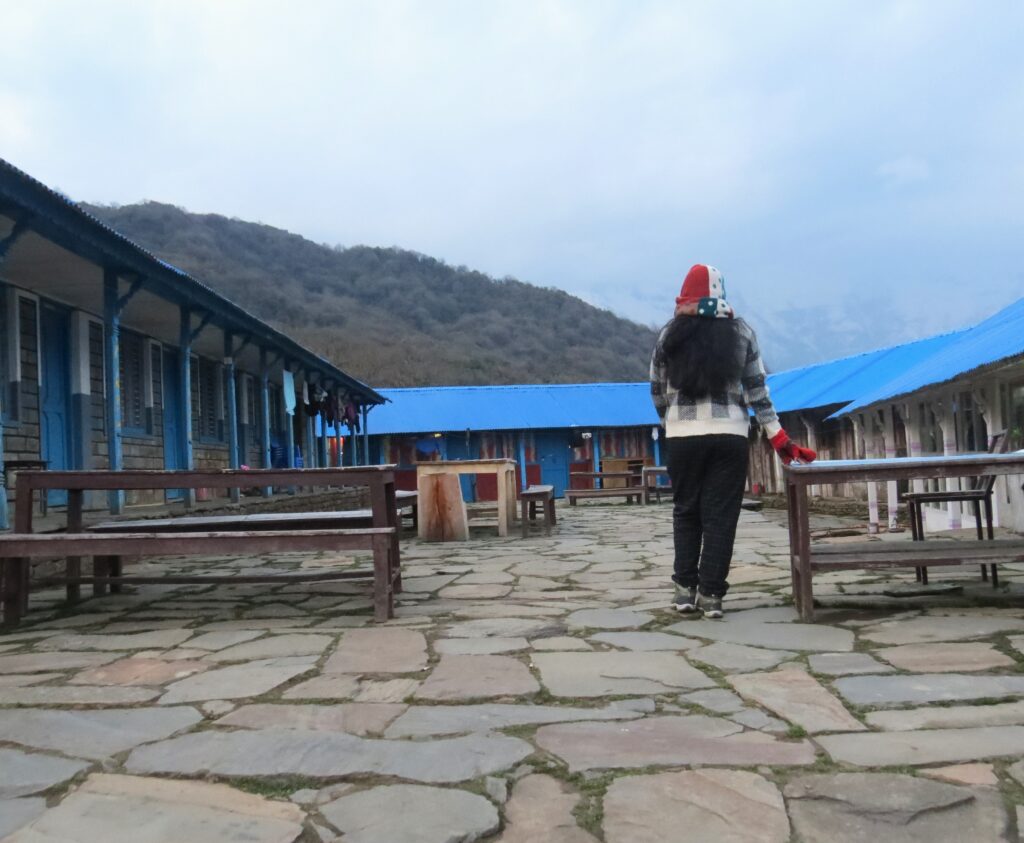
[675, 264, 734, 319]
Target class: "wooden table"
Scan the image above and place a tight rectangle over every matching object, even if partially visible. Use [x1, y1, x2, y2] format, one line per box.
[641, 466, 671, 504]
[416, 459, 518, 539]
[570, 471, 640, 489]
[785, 453, 1024, 620]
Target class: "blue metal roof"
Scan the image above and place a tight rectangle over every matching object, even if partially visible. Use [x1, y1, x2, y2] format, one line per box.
[768, 329, 967, 414]
[837, 295, 1024, 415]
[368, 383, 659, 435]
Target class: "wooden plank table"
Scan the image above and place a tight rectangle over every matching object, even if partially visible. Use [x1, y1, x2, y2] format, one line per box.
[785, 453, 1024, 620]
[416, 459, 518, 539]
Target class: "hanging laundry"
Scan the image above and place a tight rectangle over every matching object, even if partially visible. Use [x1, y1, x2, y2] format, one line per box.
[282, 371, 296, 416]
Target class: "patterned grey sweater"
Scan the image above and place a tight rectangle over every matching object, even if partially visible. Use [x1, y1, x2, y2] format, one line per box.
[649, 318, 782, 440]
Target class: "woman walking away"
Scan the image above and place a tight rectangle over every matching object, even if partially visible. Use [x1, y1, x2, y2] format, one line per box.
[650, 264, 816, 618]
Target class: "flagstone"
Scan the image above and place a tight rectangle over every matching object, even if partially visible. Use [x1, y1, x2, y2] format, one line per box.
[590, 631, 699, 651]
[0, 685, 159, 705]
[807, 652, 893, 675]
[667, 614, 854, 652]
[204, 633, 333, 662]
[438, 583, 514, 599]
[216, 703, 406, 735]
[784, 773, 1008, 843]
[680, 688, 746, 714]
[920, 763, 998, 787]
[604, 769, 790, 843]
[0, 652, 118, 673]
[498, 775, 598, 843]
[323, 628, 427, 673]
[0, 707, 202, 759]
[39, 629, 194, 651]
[159, 656, 315, 704]
[729, 665, 865, 734]
[320, 784, 499, 843]
[533, 651, 713, 697]
[865, 701, 1024, 731]
[434, 636, 529, 655]
[184, 630, 264, 650]
[69, 657, 207, 686]
[567, 608, 654, 629]
[354, 678, 422, 702]
[529, 636, 592, 651]
[835, 673, 1024, 706]
[454, 604, 567, 619]
[446, 618, 566, 638]
[415, 655, 539, 701]
[687, 642, 796, 672]
[0, 673, 63, 687]
[535, 716, 816, 770]
[2, 773, 305, 843]
[729, 709, 788, 732]
[859, 614, 1024, 645]
[0, 799, 47, 839]
[0, 749, 90, 799]
[818, 726, 1024, 766]
[126, 728, 533, 782]
[875, 642, 1014, 672]
[384, 701, 645, 737]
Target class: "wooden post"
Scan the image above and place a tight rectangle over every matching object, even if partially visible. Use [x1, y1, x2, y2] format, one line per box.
[362, 405, 370, 465]
[102, 269, 124, 514]
[224, 333, 240, 503]
[903, 402, 926, 495]
[284, 365, 296, 469]
[179, 306, 195, 509]
[518, 432, 528, 491]
[799, 414, 820, 498]
[334, 393, 344, 467]
[259, 349, 272, 496]
[932, 394, 962, 530]
[852, 414, 880, 533]
[881, 405, 900, 530]
[976, 380, 1005, 528]
[592, 429, 601, 481]
[652, 427, 662, 467]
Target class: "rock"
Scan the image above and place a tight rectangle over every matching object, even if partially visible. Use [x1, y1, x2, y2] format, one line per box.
[806, 652, 893, 675]
[818, 726, 1024, 766]
[39, 629, 194, 651]
[320, 784, 499, 843]
[498, 775, 598, 843]
[384, 701, 644, 737]
[920, 763, 998, 787]
[784, 773, 1008, 843]
[281, 675, 360, 700]
[667, 608, 854, 652]
[323, 628, 427, 673]
[0, 799, 47, 838]
[687, 642, 796, 672]
[533, 652, 713, 697]
[159, 656, 315, 704]
[567, 609, 653, 630]
[2, 773, 304, 843]
[354, 678, 421, 703]
[680, 688, 746, 714]
[604, 769, 789, 843]
[0, 652, 118, 673]
[529, 637, 592, 651]
[859, 614, 1024, 645]
[835, 673, 1024, 706]
[70, 658, 208, 686]
[126, 729, 533, 783]
[865, 701, 1024, 731]
[728, 665, 865, 734]
[204, 633, 333, 662]
[434, 637, 529, 655]
[875, 642, 1014, 672]
[0, 707, 201, 760]
[535, 716, 816, 770]
[415, 655, 540, 700]
[590, 631, 699, 651]
[0, 749, 89, 798]
[1008, 759, 1024, 786]
[0, 685, 159, 706]
[216, 703, 406, 735]
[485, 776, 508, 804]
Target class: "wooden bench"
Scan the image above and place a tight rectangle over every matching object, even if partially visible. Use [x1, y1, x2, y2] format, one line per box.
[0, 467, 402, 628]
[641, 466, 671, 504]
[566, 487, 643, 505]
[520, 485, 556, 537]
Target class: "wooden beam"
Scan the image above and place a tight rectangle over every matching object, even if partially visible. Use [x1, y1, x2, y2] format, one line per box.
[102, 269, 124, 514]
[179, 305, 195, 507]
[224, 332, 240, 503]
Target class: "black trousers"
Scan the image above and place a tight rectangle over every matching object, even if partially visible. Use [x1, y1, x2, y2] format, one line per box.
[666, 434, 749, 598]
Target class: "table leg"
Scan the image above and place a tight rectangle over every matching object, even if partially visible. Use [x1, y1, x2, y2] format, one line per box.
[66, 490, 83, 604]
[371, 532, 394, 621]
[1, 559, 25, 628]
[415, 473, 428, 541]
[521, 497, 529, 539]
[384, 480, 402, 594]
[496, 469, 510, 537]
[792, 481, 814, 621]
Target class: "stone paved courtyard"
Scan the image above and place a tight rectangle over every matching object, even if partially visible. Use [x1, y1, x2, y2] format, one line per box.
[3, 502, 1024, 841]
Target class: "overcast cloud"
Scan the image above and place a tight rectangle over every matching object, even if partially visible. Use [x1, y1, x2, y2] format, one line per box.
[2, 1, 1023, 365]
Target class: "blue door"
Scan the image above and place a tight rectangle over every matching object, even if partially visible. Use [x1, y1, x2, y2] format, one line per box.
[39, 303, 71, 507]
[445, 434, 477, 502]
[535, 431, 570, 498]
[162, 349, 184, 499]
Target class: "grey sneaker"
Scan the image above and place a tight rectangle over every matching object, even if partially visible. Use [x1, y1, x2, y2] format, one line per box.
[696, 592, 724, 619]
[673, 585, 698, 613]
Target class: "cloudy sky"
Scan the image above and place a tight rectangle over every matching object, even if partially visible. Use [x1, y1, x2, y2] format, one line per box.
[3, 1, 1023, 363]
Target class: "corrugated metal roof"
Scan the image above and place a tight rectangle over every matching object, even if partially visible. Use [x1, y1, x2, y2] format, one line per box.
[368, 383, 659, 435]
[768, 329, 967, 414]
[836, 295, 1024, 415]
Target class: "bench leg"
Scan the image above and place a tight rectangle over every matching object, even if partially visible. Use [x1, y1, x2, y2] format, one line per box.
[991, 564, 999, 588]
[371, 534, 394, 622]
[985, 497, 994, 540]
[1, 559, 25, 628]
[110, 556, 124, 594]
[92, 556, 110, 597]
[544, 498, 554, 535]
[521, 499, 529, 539]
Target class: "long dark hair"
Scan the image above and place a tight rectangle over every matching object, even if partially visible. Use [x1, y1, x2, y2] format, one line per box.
[661, 315, 745, 397]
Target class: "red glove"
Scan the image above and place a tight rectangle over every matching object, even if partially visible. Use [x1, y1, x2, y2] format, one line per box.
[770, 430, 817, 466]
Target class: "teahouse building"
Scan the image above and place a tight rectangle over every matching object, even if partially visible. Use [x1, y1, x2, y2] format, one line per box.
[0, 159, 384, 527]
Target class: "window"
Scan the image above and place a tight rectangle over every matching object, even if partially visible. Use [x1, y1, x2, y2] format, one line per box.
[119, 331, 147, 435]
[193, 357, 224, 442]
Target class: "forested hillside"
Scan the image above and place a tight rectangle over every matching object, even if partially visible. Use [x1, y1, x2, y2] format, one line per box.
[85, 202, 657, 387]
